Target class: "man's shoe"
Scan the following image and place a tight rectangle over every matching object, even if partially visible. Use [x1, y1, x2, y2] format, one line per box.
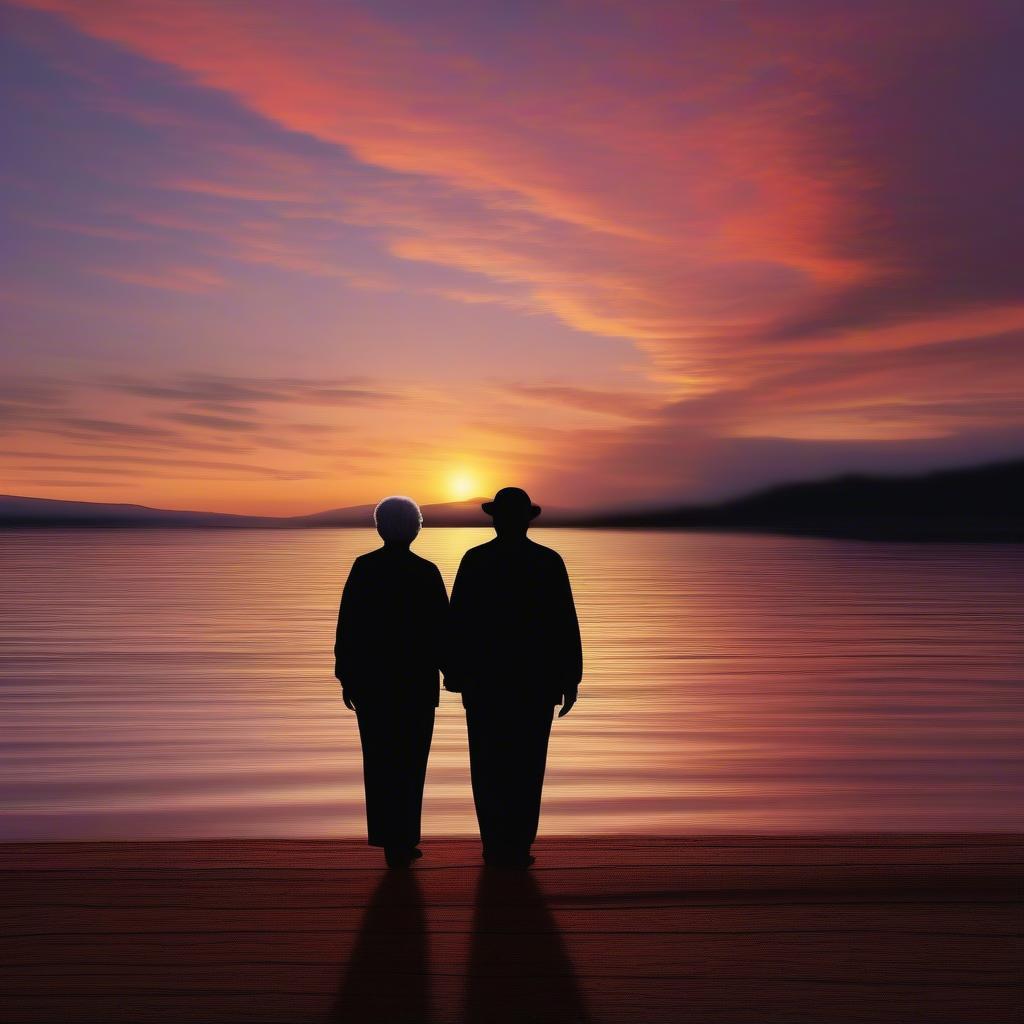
[384, 846, 416, 868]
[483, 848, 535, 869]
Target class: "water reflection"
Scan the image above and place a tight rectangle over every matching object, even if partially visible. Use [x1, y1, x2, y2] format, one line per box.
[464, 868, 590, 1024]
[2, 528, 1023, 838]
[330, 869, 431, 1023]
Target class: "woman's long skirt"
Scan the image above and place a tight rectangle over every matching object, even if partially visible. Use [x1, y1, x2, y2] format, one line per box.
[355, 703, 435, 848]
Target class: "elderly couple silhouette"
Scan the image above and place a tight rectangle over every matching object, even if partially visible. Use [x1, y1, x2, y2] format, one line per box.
[334, 487, 582, 869]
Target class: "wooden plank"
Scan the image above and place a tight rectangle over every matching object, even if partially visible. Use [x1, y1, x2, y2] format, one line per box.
[1, 837, 1021, 1023]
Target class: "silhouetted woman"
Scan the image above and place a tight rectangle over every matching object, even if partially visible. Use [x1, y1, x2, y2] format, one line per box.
[334, 496, 448, 868]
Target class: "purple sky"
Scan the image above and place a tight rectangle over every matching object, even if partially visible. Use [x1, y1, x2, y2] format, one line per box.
[2, 1, 1023, 513]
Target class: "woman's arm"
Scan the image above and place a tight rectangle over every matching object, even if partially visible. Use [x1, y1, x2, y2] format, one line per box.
[334, 557, 366, 709]
[442, 555, 469, 691]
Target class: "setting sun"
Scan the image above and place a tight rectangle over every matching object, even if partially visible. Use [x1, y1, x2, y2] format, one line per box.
[447, 469, 481, 502]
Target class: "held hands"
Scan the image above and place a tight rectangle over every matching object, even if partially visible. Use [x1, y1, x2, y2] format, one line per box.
[558, 689, 578, 718]
[338, 672, 574, 714]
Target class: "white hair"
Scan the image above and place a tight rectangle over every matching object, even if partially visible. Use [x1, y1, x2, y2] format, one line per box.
[374, 495, 423, 544]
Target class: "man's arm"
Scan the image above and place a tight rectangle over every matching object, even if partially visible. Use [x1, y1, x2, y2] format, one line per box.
[555, 554, 582, 717]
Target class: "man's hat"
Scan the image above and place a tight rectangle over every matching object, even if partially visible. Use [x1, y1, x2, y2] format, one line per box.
[481, 486, 541, 519]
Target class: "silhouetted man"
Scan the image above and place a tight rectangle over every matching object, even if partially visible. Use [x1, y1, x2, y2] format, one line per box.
[447, 487, 582, 868]
[335, 496, 448, 868]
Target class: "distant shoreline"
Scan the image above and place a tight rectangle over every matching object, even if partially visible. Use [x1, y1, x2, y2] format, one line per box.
[1, 520, 1021, 543]
[3, 455, 1022, 542]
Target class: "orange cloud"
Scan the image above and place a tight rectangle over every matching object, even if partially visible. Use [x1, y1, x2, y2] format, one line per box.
[6, 0, 1024, 508]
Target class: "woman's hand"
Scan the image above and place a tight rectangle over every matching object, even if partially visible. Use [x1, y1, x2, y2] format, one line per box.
[337, 677, 355, 711]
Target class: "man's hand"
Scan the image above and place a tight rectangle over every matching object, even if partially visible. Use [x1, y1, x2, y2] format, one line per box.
[558, 690, 578, 718]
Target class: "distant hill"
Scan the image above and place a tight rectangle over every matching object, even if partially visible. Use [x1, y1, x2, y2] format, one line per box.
[0, 495, 275, 528]
[287, 499, 493, 528]
[582, 457, 1024, 541]
[0, 494, 496, 529]
[2, 457, 1022, 540]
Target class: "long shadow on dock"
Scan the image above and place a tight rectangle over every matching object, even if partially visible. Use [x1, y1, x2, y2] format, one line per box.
[6, 837, 1020, 1022]
[464, 867, 590, 1024]
[330, 869, 432, 1023]
[329, 865, 588, 1023]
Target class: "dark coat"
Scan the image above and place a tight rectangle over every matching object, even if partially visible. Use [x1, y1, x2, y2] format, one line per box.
[447, 536, 582, 706]
[334, 546, 448, 707]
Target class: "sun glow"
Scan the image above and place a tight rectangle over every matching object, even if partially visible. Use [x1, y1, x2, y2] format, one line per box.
[447, 469, 480, 502]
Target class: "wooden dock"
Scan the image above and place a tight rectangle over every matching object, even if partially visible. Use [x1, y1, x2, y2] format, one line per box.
[2, 836, 1021, 1023]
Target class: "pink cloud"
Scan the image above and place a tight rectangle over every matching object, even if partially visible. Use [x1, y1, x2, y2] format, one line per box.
[6, 0, 1024, 507]
[94, 264, 225, 293]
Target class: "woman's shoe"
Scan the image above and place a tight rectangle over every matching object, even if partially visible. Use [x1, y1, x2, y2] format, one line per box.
[383, 844, 423, 868]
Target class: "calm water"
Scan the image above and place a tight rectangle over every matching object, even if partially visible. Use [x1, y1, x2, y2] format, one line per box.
[1, 528, 1022, 839]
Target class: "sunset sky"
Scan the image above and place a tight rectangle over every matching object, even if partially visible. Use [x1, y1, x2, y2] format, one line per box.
[2, 0, 1023, 514]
